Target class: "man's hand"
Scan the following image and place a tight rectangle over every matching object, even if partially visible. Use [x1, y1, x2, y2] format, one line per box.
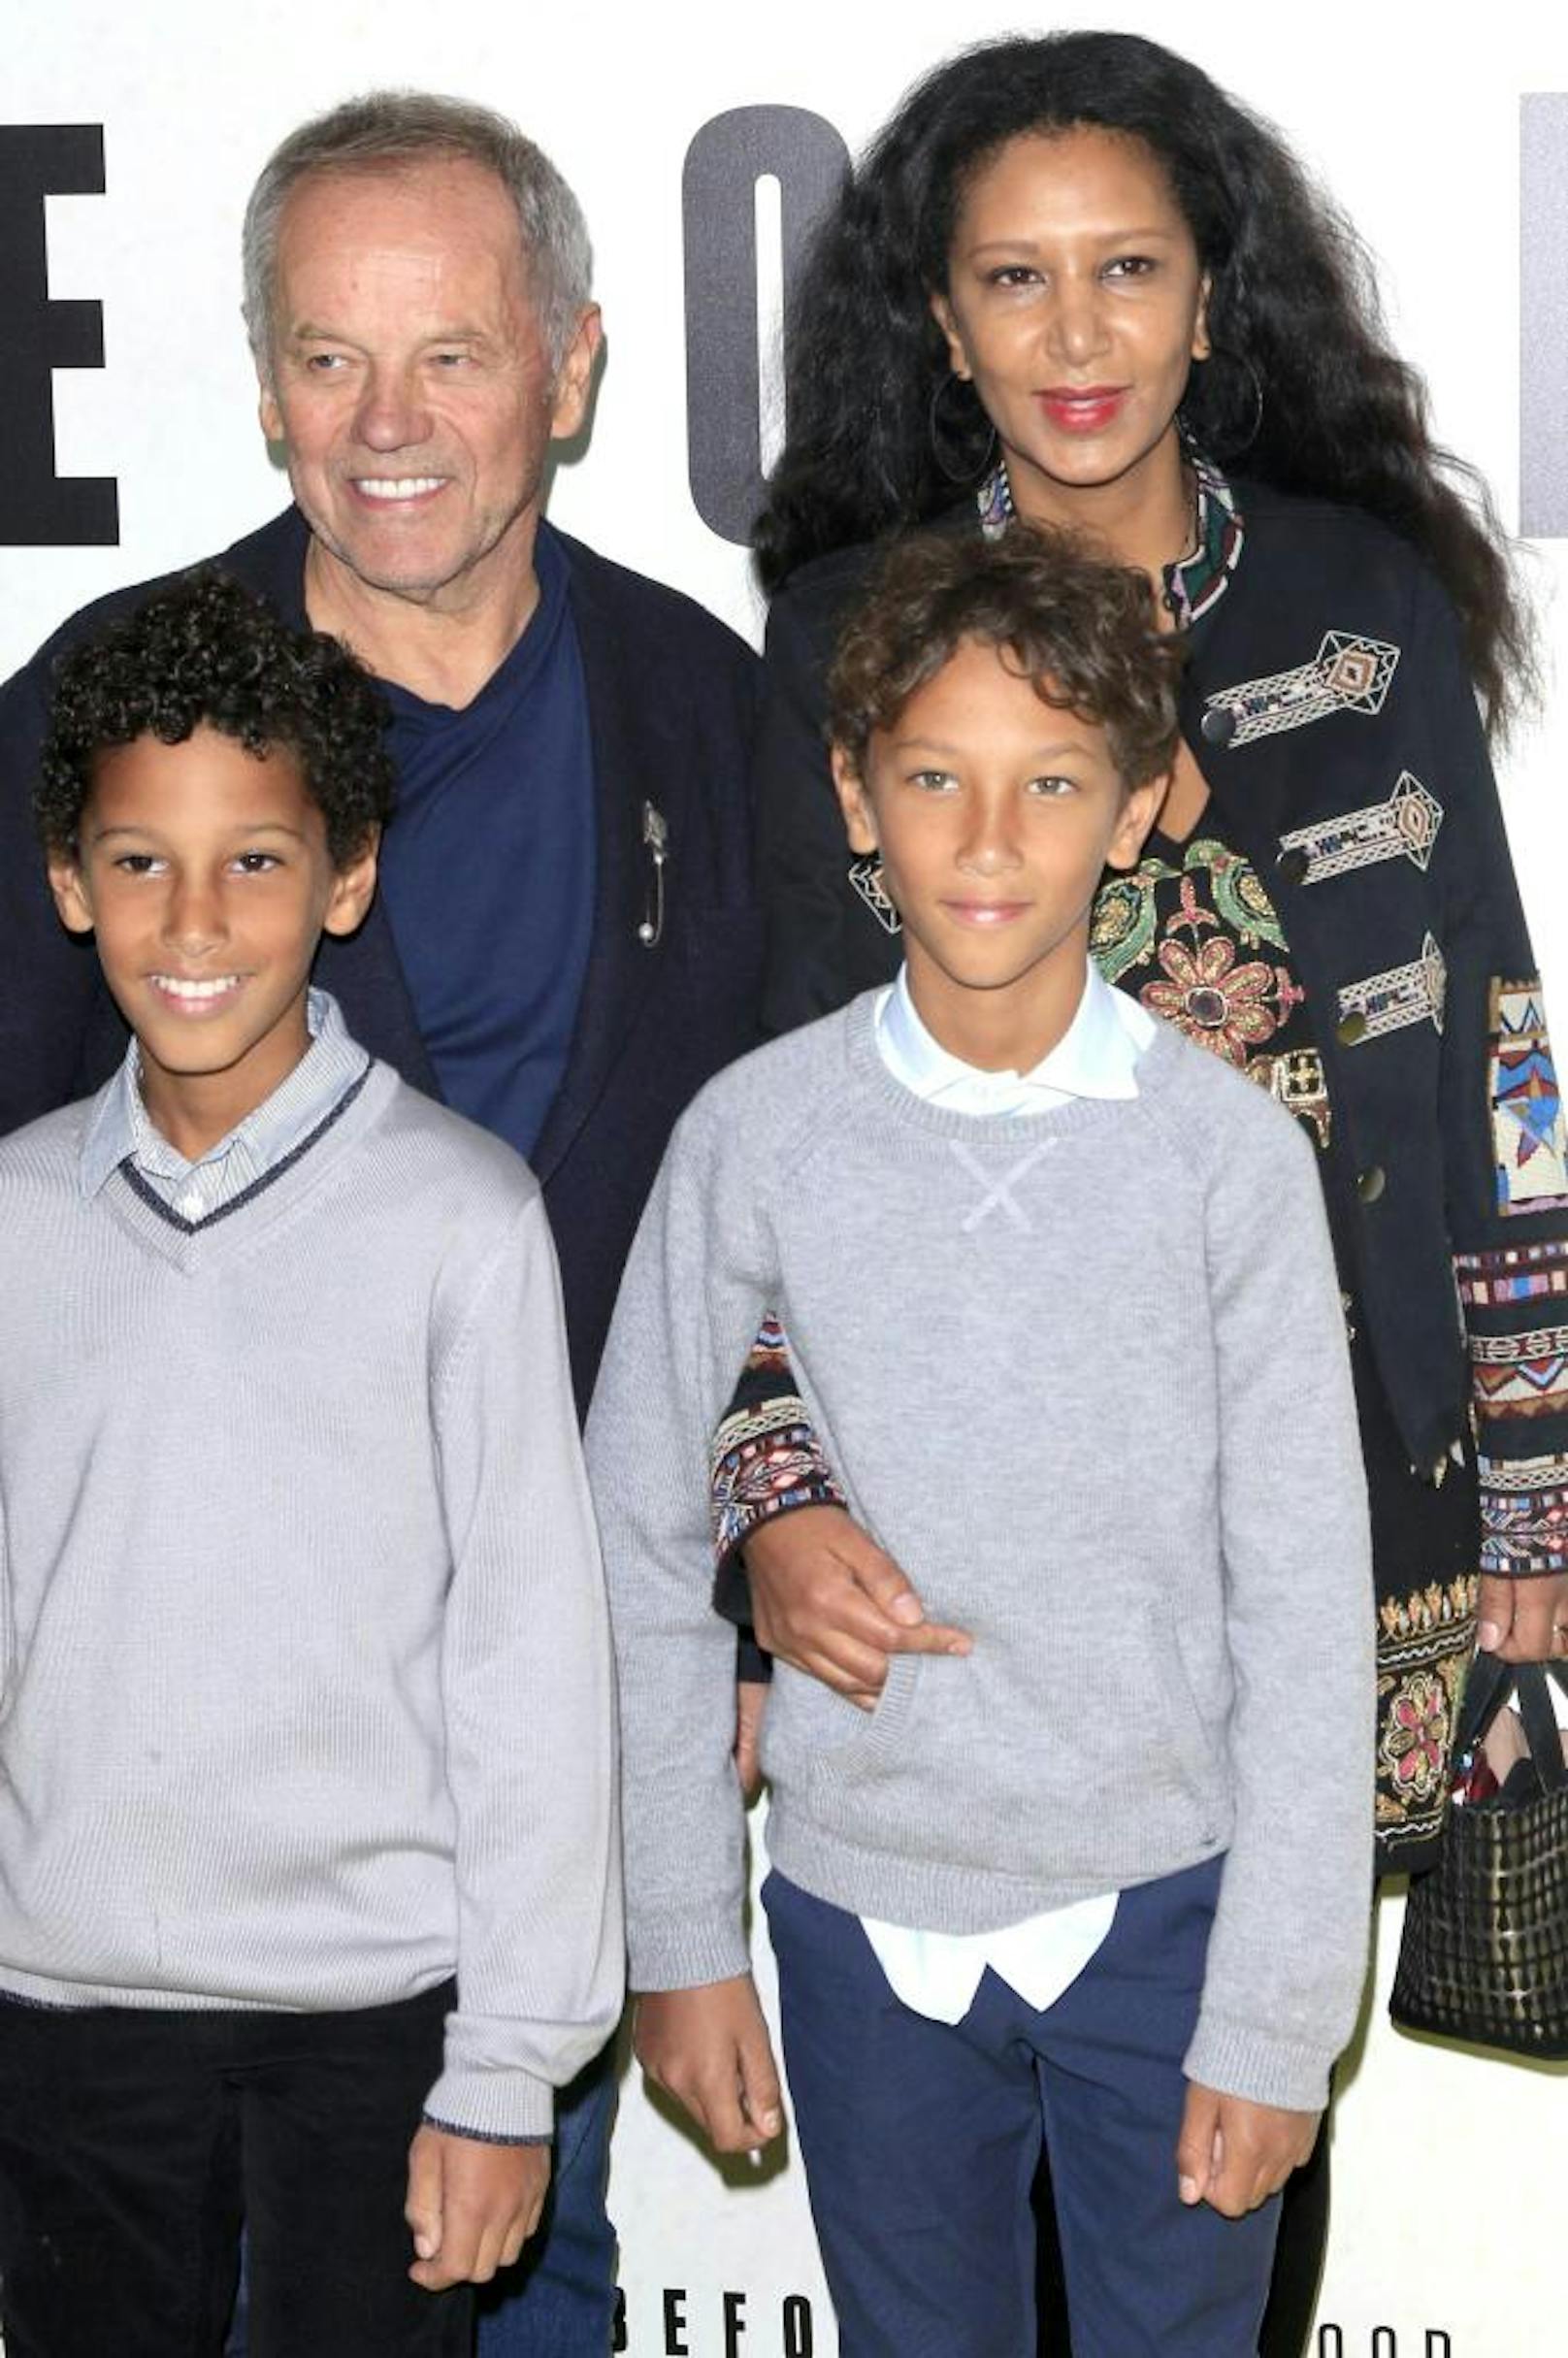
[1477, 1569, 1568, 1664]
[1176, 2082, 1320, 2219]
[634, 1977, 783, 2154]
[745, 1504, 971, 1705]
[405, 2125, 549, 2290]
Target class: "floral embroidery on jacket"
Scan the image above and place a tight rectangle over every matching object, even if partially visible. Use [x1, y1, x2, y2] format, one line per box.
[1374, 1578, 1477, 1848]
[1091, 837, 1328, 1145]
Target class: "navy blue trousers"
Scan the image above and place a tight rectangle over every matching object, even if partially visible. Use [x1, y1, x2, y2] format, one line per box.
[764, 1858, 1280, 2358]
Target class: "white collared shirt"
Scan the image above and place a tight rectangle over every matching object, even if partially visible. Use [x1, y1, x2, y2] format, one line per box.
[856, 962, 1153, 2024]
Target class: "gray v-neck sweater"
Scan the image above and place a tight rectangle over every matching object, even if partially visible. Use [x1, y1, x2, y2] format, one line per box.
[589, 995, 1374, 2112]
[0, 1063, 621, 2141]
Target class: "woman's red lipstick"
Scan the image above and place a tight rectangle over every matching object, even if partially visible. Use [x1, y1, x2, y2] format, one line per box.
[1037, 386, 1128, 432]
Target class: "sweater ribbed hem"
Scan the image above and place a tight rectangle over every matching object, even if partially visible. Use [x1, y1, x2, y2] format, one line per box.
[422, 2064, 554, 2144]
[628, 1916, 752, 1994]
[1183, 2009, 1338, 2114]
[422, 2113, 551, 2147]
[764, 1794, 1232, 1938]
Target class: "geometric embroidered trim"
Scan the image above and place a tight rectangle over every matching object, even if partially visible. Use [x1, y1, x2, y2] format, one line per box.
[1337, 933, 1446, 1041]
[1469, 1323, 1568, 1421]
[710, 1402, 845, 1564]
[1252, 1045, 1332, 1150]
[1479, 1450, 1568, 1492]
[847, 855, 902, 935]
[1470, 1319, 1568, 1361]
[1455, 1241, 1568, 1306]
[1277, 770, 1442, 883]
[1489, 976, 1568, 1215]
[1479, 1452, 1568, 1576]
[1203, 630, 1399, 749]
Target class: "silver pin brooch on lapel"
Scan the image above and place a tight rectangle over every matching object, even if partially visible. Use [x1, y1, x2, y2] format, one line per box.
[637, 802, 669, 948]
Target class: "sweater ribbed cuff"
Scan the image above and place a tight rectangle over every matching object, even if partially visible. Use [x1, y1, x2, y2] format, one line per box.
[629, 1913, 752, 1994]
[422, 2062, 554, 2144]
[1184, 2009, 1335, 2115]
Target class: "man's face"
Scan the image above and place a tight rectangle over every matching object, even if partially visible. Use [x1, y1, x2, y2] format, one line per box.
[258, 157, 599, 615]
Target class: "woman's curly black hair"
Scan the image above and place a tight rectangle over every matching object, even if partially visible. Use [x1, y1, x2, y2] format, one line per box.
[38, 567, 397, 862]
[756, 30, 1531, 734]
[829, 525, 1185, 793]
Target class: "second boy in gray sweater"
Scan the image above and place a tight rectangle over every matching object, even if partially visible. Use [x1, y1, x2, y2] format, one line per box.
[590, 530, 1374, 2358]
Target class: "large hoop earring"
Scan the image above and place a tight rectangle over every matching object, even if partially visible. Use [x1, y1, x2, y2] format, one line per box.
[1184, 347, 1264, 458]
[928, 372, 997, 485]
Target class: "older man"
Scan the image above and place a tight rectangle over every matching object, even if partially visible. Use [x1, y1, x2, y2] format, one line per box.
[0, 92, 762, 2355]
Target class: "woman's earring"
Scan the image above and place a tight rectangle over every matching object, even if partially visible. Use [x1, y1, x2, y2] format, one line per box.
[1184, 348, 1264, 456]
[928, 372, 997, 484]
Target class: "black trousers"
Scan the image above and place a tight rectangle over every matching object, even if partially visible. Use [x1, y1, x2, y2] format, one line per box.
[0, 1981, 473, 2358]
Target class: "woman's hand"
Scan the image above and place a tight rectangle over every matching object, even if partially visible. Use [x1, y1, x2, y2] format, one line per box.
[1477, 1569, 1568, 1663]
[744, 1504, 971, 1706]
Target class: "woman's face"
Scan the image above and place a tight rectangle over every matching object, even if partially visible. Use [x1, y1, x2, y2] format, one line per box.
[931, 124, 1210, 525]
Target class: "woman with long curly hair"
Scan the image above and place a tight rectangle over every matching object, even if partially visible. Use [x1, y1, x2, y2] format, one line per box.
[674, 29, 1565, 2358]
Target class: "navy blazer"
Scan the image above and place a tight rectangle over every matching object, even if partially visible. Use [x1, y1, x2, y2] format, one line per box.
[0, 508, 763, 1407]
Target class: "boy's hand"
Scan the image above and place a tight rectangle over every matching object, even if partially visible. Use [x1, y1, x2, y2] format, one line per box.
[634, 1976, 783, 2153]
[405, 2124, 550, 2290]
[745, 1504, 971, 1705]
[1176, 2082, 1320, 2219]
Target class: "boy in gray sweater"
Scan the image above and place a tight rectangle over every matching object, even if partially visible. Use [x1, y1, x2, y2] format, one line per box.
[589, 531, 1374, 2357]
[0, 573, 621, 2357]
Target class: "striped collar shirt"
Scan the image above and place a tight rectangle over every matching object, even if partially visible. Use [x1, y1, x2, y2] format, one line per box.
[79, 988, 371, 1224]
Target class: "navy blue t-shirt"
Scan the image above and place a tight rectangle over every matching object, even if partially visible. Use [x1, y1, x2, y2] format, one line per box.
[376, 523, 595, 1162]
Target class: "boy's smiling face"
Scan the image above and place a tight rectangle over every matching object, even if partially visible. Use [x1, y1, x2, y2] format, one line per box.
[49, 725, 377, 1157]
[833, 636, 1162, 1072]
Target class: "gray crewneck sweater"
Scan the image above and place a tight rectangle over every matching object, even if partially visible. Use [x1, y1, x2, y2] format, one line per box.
[588, 994, 1374, 2112]
[0, 1061, 622, 2141]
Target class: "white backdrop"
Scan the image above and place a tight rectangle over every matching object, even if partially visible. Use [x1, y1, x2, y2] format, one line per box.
[5, 5, 1567, 2352]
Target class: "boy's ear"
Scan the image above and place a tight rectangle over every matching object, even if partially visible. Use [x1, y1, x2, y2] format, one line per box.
[320, 830, 380, 938]
[47, 851, 95, 937]
[830, 744, 879, 856]
[1104, 776, 1165, 873]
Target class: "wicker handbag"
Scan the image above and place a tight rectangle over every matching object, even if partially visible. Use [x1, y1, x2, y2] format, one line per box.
[1390, 1651, 1568, 2058]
